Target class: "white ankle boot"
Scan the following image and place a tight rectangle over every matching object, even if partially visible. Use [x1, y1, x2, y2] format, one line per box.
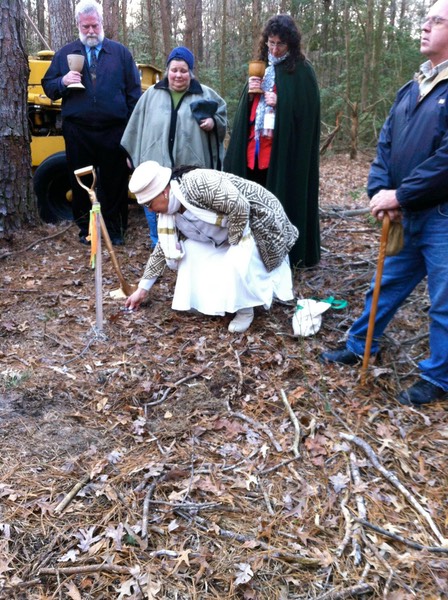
[228, 307, 254, 333]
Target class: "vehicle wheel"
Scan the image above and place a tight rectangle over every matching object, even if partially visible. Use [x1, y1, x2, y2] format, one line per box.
[33, 151, 73, 223]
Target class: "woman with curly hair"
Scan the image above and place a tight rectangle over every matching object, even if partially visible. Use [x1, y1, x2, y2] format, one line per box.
[224, 14, 321, 268]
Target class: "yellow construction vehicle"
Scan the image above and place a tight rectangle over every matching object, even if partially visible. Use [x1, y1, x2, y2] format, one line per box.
[28, 50, 162, 222]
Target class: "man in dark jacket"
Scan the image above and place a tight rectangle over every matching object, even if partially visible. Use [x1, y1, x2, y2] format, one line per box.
[42, 0, 141, 245]
[320, 0, 448, 407]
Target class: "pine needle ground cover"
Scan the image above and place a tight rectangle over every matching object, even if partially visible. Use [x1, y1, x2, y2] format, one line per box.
[1, 155, 447, 599]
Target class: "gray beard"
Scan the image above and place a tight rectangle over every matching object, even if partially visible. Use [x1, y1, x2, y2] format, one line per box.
[79, 32, 104, 47]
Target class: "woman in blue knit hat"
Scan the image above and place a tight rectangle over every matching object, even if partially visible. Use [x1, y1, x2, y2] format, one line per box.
[121, 46, 227, 247]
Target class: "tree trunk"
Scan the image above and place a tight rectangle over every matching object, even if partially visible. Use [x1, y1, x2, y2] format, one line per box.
[146, 0, 156, 62]
[103, 0, 120, 40]
[343, 0, 357, 160]
[47, 0, 73, 51]
[360, 0, 374, 111]
[184, 0, 194, 51]
[399, 0, 408, 27]
[321, 0, 331, 54]
[121, 0, 128, 46]
[160, 0, 172, 58]
[184, 0, 202, 63]
[251, 0, 262, 58]
[194, 0, 203, 64]
[220, 0, 227, 97]
[0, 0, 36, 236]
[36, 0, 46, 48]
[344, 0, 351, 101]
[184, 0, 195, 53]
[372, 0, 387, 103]
[349, 102, 359, 160]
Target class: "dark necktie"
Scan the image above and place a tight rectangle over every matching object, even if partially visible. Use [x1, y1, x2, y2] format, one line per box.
[89, 47, 98, 83]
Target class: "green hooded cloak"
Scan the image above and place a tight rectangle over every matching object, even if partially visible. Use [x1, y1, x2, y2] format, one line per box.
[224, 59, 320, 268]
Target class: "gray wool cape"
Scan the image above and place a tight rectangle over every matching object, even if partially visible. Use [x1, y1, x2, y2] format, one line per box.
[121, 78, 227, 170]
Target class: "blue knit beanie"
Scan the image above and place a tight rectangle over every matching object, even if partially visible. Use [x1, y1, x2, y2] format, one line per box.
[166, 46, 194, 71]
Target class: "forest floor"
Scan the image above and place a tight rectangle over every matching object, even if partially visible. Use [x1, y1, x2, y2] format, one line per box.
[0, 154, 447, 600]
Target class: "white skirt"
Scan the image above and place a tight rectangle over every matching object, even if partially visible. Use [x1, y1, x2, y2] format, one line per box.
[171, 235, 294, 316]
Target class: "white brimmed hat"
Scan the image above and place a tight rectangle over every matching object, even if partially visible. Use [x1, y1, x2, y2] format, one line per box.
[129, 161, 172, 204]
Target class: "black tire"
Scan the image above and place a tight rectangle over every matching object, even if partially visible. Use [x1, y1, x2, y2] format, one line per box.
[33, 151, 73, 223]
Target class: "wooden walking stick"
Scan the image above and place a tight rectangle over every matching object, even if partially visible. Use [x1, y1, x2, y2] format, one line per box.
[361, 212, 391, 385]
[74, 166, 137, 297]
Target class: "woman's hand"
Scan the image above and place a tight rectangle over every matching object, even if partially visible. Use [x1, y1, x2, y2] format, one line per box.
[248, 76, 262, 92]
[199, 118, 214, 132]
[125, 287, 149, 310]
[264, 90, 277, 107]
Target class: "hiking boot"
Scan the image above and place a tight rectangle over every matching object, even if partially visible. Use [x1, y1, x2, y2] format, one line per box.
[398, 379, 448, 406]
[319, 347, 361, 365]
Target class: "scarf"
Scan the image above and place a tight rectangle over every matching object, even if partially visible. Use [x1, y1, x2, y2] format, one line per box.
[157, 192, 183, 270]
[157, 180, 228, 269]
[254, 51, 289, 140]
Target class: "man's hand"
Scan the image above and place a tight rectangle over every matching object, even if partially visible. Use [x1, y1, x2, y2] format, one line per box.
[62, 70, 82, 86]
[369, 189, 402, 222]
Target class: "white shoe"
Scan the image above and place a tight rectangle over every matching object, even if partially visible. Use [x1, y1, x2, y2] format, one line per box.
[228, 307, 254, 333]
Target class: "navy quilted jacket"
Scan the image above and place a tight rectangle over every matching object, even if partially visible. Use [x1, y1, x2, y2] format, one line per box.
[368, 73, 448, 211]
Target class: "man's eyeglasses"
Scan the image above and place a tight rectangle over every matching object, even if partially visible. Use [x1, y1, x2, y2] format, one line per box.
[421, 15, 448, 28]
[266, 40, 287, 49]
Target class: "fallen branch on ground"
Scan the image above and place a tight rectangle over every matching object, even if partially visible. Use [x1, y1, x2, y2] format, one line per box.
[175, 509, 320, 567]
[280, 388, 301, 457]
[146, 362, 212, 407]
[340, 432, 447, 546]
[0, 223, 74, 260]
[355, 517, 448, 554]
[230, 411, 282, 452]
[54, 473, 91, 515]
[350, 452, 366, 565]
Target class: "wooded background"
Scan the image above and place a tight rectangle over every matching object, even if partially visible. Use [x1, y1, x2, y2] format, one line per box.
[25, 0, 429, 150]
[0, 0, 433, 235]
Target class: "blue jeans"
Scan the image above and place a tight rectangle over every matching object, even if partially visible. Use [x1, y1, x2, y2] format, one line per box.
[347, 202, 448, 390]
[144, 206, 158, 248]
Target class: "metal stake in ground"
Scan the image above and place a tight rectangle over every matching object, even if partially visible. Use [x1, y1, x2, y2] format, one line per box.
[74, 166, 103, 332]
[361, 213, 391, 385]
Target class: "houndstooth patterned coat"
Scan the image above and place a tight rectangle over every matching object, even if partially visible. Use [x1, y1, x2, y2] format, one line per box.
[141, 169, 299, 280]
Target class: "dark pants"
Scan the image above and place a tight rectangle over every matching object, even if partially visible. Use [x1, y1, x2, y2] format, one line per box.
[347, 203, 448, 390]
[63, 119, 129, 238]
[247, 160, 268, 188]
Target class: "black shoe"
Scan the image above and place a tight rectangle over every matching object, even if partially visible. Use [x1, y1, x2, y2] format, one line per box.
[79, 235, 90, 245]
[110, 236, 124, 246]
[398, 379, 448, 406]
[319, 347, 361, 365]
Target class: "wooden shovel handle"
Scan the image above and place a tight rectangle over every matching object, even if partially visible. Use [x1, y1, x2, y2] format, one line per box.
[75, 166, 137, 297]
[361, 213, 391, 384]
[97, 213, 137, 297]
